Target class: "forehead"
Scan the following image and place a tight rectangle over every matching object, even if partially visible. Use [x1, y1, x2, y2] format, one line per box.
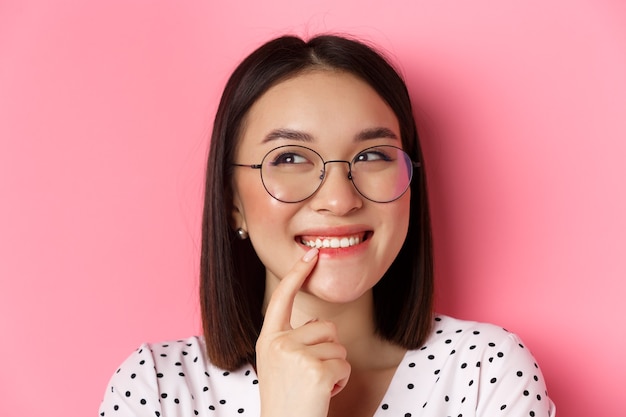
[237, 70, 400, 152]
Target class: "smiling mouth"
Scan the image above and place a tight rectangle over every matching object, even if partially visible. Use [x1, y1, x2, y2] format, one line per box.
[299, 232, 370, 249]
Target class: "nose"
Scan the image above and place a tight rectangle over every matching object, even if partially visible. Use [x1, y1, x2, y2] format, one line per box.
[309, 161, 363, 215]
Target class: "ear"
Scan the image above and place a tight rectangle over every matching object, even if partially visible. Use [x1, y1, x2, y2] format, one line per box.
[230, 189, 247, 232]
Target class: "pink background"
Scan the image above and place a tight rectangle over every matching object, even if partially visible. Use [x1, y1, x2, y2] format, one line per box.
[1, 0, 625, 416]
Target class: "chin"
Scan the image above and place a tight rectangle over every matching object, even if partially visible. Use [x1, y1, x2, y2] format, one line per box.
[303, 269, 374, 305]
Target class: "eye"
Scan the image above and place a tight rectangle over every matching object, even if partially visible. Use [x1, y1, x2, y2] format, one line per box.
[269, 152, 311, 166]
[355, 148, 394, 163]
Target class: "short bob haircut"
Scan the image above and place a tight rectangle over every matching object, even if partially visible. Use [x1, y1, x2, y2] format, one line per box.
[200, 34, 433, 370]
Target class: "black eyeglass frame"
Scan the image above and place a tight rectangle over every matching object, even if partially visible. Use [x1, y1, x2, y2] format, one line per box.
[232, 144, 421, 204]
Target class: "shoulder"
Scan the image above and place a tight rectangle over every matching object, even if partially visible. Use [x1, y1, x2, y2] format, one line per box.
[417, 314, 545, 374]
[409, 314, 524, 360]
[136, 336, 208, 370]
[99, 336, 260, 416]
[430, 314, 513, 340]
[109, 336, 210, 384]
[400, 315, 555, 416]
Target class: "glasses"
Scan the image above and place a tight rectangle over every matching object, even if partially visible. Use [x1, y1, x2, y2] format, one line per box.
[233, 145, 420, 203]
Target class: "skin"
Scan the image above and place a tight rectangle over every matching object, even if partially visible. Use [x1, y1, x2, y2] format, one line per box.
[231, 70, 411, 417]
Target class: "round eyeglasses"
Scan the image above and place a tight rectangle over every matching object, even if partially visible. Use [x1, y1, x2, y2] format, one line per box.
[233, 145, 420, 203]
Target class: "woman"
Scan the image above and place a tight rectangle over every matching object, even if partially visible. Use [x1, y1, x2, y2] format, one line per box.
[99, 34, 555, 417]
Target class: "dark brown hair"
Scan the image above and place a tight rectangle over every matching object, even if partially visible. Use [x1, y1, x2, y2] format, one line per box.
[200, 34, 433, 370]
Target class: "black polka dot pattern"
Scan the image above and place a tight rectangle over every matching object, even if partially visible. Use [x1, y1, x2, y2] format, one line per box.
[99, 316, 555, 416]
[98, 336, 259, 416]
[381, 316, 555, 416]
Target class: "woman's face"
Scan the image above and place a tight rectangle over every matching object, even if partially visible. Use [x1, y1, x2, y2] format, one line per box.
[231, 70, 411, 304]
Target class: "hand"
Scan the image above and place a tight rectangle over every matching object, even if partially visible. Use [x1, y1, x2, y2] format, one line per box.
[256, 248, 351, 417]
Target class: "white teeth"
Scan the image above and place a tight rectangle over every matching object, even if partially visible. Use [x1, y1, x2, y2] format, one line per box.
[301, 235, 362, 249]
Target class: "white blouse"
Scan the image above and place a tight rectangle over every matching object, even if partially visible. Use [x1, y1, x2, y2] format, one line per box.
[99, 315, 555, 416]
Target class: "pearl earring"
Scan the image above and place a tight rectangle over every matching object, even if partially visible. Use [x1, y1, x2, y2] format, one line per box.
[236, 228, 249, 240]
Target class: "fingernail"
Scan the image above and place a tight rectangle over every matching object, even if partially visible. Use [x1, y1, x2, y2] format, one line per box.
[302, 248, 319, 262]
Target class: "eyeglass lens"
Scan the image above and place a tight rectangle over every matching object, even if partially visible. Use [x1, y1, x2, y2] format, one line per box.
[259, 145, 414, 203]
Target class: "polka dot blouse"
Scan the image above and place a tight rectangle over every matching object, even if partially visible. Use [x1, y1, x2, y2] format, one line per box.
[99, 315, 555, 416]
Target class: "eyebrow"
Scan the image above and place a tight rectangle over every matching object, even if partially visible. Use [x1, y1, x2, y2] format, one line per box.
[355, 127, 398, 141]
[262, 129, 313, 143]
[261, 126, 398, 143]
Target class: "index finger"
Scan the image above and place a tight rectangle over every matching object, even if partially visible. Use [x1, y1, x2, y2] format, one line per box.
[261, 248, 319, 333]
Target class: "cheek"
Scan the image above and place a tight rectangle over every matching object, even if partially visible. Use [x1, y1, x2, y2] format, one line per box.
[235, 177, 302, 271]
[233, 173, 270, 225]
[392, 194, 411, 232]
[385, 195, 412, 256]
[248, 209, 302, 282]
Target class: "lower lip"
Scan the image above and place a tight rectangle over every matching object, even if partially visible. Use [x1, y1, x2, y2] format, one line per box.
[298, 238, 370, 258]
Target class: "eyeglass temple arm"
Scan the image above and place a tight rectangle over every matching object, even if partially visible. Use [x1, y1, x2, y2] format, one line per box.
[232, 163, 262, 169]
